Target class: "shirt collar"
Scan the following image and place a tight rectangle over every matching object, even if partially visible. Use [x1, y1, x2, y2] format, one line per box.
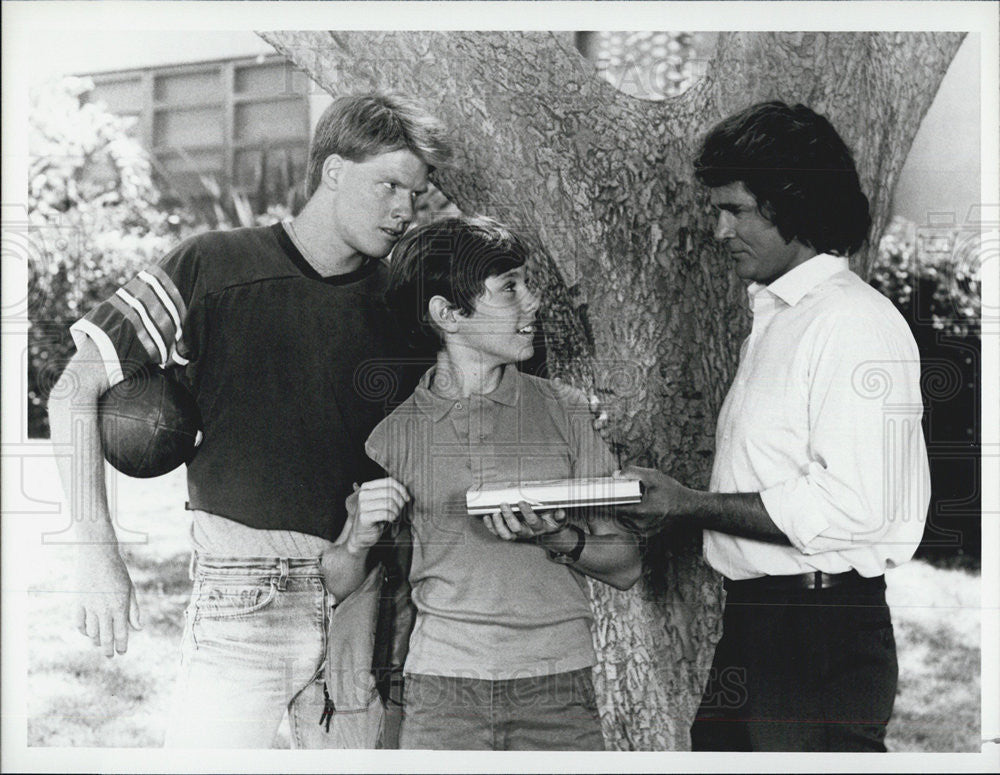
[412, 363, 520, 421]
[748, 253, 849, 307]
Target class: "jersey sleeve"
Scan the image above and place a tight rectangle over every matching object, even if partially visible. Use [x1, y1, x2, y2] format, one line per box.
[69, 236, 204, 386]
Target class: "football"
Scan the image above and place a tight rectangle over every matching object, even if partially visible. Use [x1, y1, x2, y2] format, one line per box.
[98, 366, 202, 478]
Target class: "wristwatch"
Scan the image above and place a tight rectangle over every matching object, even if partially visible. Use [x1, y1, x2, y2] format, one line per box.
[545, 524, 586, 565]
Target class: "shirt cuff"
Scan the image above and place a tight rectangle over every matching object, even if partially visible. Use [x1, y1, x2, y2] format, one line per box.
[759, 480, 829, 555]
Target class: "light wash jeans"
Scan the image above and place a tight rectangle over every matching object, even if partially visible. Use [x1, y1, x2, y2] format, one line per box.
[164, 556, 336, 748]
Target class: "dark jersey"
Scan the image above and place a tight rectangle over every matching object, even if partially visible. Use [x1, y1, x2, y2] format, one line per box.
[72, 222, 411, 541]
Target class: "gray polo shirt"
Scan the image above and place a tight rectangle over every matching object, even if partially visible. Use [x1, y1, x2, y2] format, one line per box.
[366, 366, 617, 679]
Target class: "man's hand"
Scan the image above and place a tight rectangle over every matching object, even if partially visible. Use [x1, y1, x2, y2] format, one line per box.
[343, 477, 411, 556]
[615, 467, 791, 544]
[73, 548, 142, 658]
[483, 501, 566, 541]
[614, 465, 695, 535]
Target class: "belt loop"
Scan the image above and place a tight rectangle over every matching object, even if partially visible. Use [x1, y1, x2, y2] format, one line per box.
[188, 551, 198, 581]
[813, 571, 822, 590]
[277, 558, 289, 591]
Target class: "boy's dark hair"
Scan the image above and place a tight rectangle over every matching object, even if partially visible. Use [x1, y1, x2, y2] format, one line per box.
[385, 216, 530, 355]
[306, 92, 450, 198]
[693, 101, 871, 256]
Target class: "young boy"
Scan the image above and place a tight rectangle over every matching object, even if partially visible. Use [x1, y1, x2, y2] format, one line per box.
[365, 216, 642, 751]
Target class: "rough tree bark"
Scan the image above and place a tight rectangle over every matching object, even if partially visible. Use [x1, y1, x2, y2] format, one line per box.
[260, 30, 964, 750]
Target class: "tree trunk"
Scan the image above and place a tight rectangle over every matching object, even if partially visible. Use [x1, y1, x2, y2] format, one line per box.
[260, 30, 964, 750]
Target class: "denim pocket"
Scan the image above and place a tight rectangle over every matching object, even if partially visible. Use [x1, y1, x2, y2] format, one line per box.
[188, 578, 279, 651]
[194, 578, 278, 620]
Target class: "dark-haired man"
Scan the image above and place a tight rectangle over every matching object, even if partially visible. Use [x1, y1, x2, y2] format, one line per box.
[49, 93, 450, 748]
[618, 101, 929, 751]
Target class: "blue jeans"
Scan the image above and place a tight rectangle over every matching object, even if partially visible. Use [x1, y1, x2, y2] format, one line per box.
[164, 556, 336, 748]
[399, 669, 605, 750]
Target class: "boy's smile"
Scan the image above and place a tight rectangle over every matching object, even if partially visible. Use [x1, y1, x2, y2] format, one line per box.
[452, 266, 541, 369]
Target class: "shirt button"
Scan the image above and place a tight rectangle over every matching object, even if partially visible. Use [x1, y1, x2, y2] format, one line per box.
[456, 402, 463, 410]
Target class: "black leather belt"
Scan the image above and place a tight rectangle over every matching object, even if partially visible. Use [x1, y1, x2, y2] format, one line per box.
[723, 569, 880, 593]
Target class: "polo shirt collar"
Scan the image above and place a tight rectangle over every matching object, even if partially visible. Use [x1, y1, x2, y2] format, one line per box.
[748, 253, 849, 307]
[413, 364, 521, 421]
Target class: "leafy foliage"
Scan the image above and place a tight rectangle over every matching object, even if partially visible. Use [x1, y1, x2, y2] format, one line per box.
[24, 78, 296, 437]
[872, 217, 981, 565]
[871, 216, 980, 337]
[27, 77, 194, 437]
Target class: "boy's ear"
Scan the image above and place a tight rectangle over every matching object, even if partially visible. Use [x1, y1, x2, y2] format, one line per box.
[428, 295, 459, 334]
[320, 154, 346, 192]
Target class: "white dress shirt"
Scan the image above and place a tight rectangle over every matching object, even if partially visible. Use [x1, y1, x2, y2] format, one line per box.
[706, 253, 930, 580]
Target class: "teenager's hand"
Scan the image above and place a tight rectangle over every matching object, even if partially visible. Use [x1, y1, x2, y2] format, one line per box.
[344, 477, 411, 556]
[483, 501, 566, 541]
[73, 547, 142, 658]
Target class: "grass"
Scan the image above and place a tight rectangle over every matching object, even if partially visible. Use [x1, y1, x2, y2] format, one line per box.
[21, 458, 982, 751]
[883, 558, 982, 752]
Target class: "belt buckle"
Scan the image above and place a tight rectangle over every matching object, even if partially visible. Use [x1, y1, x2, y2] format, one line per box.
[810, 570, 856, 590]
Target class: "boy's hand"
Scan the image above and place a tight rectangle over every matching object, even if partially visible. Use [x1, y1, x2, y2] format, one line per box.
[343, 477, 411, 556]
[483, 501, 566, 541]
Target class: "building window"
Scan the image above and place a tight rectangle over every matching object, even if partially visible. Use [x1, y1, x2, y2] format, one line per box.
[86, 55, 311, 220]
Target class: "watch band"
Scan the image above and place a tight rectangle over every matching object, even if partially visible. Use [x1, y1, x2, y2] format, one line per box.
[546, 524, 586, 564]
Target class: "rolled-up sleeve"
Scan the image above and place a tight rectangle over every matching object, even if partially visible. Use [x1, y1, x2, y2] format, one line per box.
[760, 313, 930, 556]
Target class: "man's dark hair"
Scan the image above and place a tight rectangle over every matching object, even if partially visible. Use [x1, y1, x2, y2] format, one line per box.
[694, 101, 872, 255]
[385, 216, 530, 356]
[305, 92, 450, 198]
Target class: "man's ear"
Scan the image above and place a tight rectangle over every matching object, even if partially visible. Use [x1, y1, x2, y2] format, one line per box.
[428, 295, 459, 334]
[320, 154, 346, 192]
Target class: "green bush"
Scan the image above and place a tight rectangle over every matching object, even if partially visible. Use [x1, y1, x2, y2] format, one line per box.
[871, 216, 980, 337]
[27, 78, 296, 438]
[871, 216, 981, 566]
[27, 78, 191, 438]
